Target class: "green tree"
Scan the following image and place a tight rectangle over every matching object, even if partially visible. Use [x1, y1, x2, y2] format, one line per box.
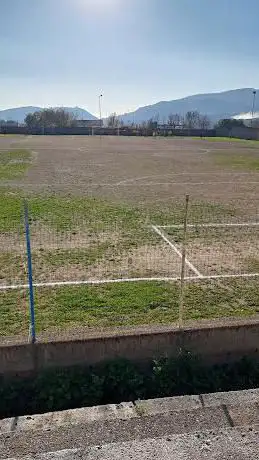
[24, 113, 37, 129]
[25, 109, 76, 129]
[215, 118, 245, 129]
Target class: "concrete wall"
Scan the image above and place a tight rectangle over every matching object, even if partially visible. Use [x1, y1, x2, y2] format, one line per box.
[0, 126, 216, 137]
[161, 128, 216, 137]
[1, 125, 259, 139]
[1, 318, 259, 377]
[0, 126, 151, 136]
[216, 126, 259, 140]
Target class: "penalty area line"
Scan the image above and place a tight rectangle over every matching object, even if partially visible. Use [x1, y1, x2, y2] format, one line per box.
[158, 222, 259, 229]
[151, 225, 204, 278]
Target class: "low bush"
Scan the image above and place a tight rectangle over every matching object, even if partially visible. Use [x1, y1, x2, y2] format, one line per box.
[1, 352, 259, 419]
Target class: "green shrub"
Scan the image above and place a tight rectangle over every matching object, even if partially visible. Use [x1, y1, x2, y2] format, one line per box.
[0, 353, 258, 419]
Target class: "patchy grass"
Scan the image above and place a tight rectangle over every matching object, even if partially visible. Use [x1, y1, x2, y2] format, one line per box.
[0, 188, 238, 232]
[0, 150, 31, 163]
[0, 279, 258, 336]
[0, 246, 112, 285]
[166, 225, 258, 244]
[0, 252, 26, 285]
[213, 152, 259, 171]
[0, 191, 240, 287]
[193, 136, 259, 145]
[34, 246, 110, 269]
[0, 190, 148, 233]
[0, 289, 29, 336]
[0, 150, 33, 180]
[244, 256, 259, 272]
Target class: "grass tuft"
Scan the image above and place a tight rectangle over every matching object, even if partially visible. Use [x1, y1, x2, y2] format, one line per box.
[0, 150, 33, 180]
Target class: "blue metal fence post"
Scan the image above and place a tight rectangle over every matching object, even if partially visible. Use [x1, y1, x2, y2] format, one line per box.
[24, 200, 36, 343]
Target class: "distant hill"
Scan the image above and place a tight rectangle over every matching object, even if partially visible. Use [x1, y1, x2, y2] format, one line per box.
[0, 106, 97, 123]
[2, 89, 258, 125]
[119, 88, 259, 124]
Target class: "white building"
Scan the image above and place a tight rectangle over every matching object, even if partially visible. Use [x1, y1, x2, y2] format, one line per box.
[232, 112, 259, 127]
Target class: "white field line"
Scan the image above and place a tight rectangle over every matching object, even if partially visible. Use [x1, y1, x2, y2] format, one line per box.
[0, 277, 187, 291]
[1, 181, 258, 188]
[158, 222, 259, 229]
[0, 273, 258, 291]
[151, 225, 204, 278]
[115, 171, 254, 186]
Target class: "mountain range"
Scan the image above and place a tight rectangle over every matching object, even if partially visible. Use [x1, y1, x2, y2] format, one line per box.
[119, 88, 259, 124]
[0, 106, 97, 123]
[0, 88, 258, 124]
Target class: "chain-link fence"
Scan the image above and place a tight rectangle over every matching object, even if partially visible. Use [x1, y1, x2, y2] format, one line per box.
[0, 197, 258, 342]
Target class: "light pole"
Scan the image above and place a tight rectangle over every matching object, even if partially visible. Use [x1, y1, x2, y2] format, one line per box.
[99, 94, 103, 128]
[251, 90, 256, 128]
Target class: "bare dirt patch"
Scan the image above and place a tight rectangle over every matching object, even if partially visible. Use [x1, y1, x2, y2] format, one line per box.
[164, 226, 259, 276]
[35, 242, 193, 282]
[185, 239, 259, 275]
[0, 239, 195, 285]
[0, 226, 121, 252]
[0, 135, 258, 213]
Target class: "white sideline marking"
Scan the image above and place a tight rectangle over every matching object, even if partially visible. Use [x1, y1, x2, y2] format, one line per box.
[0, 273, 258, 291]
[151, 225, 203, 278]
[1, 181, 258, 189]
[158, 222, 259, 229]
[0, 278, 187, 291]
[114, 181, 258, 188]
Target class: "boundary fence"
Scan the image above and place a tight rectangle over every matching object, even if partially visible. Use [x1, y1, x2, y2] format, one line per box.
[0, 196, 258, 342]
[2, 126, 259, 140]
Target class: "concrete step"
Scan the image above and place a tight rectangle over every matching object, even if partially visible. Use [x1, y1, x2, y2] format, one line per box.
[1, 389, 259, 459]
[3, 426, 259, 460]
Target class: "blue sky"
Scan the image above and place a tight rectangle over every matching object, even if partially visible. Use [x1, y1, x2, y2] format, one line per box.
[1, 0, 259, 116]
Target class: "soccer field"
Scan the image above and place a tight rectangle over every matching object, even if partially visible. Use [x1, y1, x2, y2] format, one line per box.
[0, 134, 258, 205]
[0, 135, 258, 339]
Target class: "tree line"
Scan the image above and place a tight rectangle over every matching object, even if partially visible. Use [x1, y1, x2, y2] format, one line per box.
[167, 111, 211, 130]
[106, 111, 246, 130]
[1, 108, 247, 131]
[25, 108, 77, 129]
[106, 111, 211, 129]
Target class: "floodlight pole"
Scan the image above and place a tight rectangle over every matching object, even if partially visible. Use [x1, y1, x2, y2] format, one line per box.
[251, 90, 256, 128]
[99, 94, 103, 128]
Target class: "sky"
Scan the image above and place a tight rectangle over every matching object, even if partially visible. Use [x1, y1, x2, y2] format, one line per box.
[1, 0, 259, 117]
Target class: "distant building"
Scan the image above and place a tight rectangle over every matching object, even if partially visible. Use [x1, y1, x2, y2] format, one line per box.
[157, 122, 183, 130]
[232, 112, 259, 127]
[74, 119, 103, 128]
